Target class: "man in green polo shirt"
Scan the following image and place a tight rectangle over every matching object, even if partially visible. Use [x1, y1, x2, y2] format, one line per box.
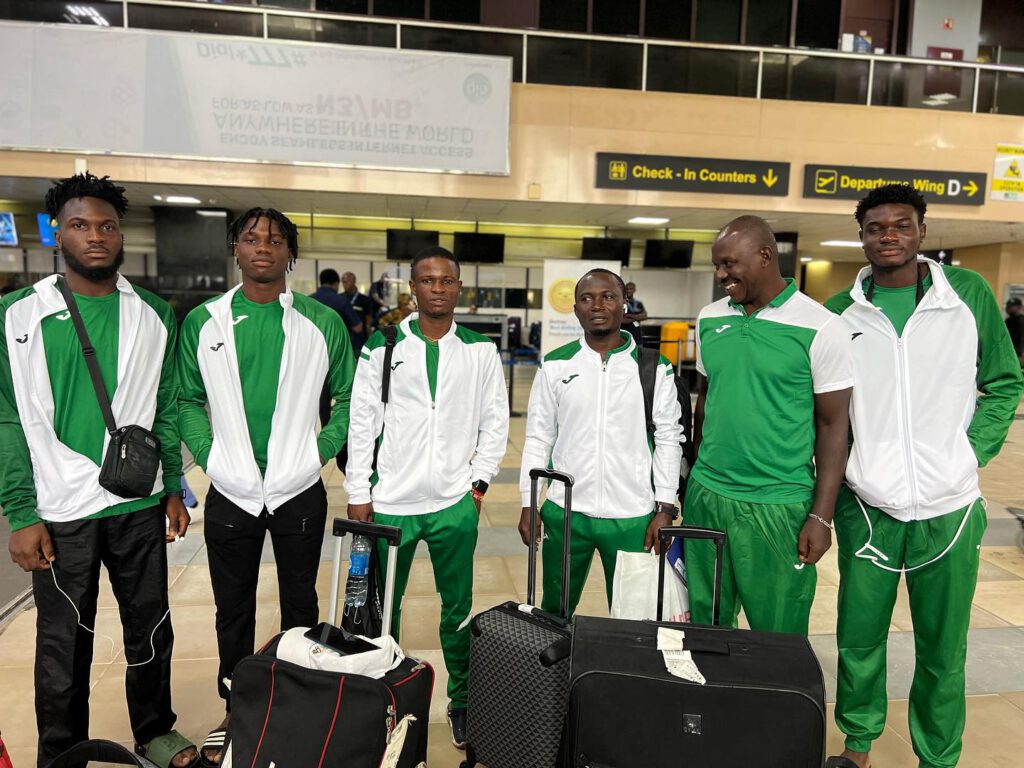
[684, 215, 853, 634]
[178, 208, 353, 764]
[0, 173, 195, 767]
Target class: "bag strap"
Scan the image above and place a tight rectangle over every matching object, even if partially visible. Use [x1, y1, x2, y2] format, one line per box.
[637, 346, 658, 439]
[372, 325, 399, 470]
[46, 739, 156, 767]
[57, 278, 118, 436]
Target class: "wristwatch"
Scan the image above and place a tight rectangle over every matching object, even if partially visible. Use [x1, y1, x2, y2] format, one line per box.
[471, 480, 489, 502]
[655, 502, 680, 520]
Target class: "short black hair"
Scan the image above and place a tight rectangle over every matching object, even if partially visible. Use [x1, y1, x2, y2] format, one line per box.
[855, 184, 927, 225]
[410, 245, 460, 278]
[229, 207, 299, 266]
[319, 268, 340, 285]
[44, 172, 128, 221]
[575, 268, 626, 300]
[1008, 297, 1023, 310]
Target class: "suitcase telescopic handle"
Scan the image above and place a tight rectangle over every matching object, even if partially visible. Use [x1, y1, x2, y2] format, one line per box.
[327, 519, 403, 636]
[656, 525, 726, 627]
[526, 468, 574, 619]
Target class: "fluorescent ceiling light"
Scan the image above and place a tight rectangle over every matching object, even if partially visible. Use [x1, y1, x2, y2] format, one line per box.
[197, 210, 227, 217]
[152, 195, 162, 201]
[800, 256, 813, 263]
[628, 217, 670, 226]
[165, 195, 202, 205]
[820, 240, 863, 248]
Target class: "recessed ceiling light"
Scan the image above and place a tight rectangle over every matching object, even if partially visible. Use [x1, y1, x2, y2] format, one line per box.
[165, 195, 202, 205]
[820, 240, 863, 248]
[800, 256, 813, 263]
[628, 217, 670, 226]
[197, 210, 227, 217]
[152, 195, 163, 201]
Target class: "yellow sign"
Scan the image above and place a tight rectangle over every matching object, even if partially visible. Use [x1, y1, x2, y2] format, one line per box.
[548, 278, 577, 314]
[608, 161, 627, 181]
[815, 169, 838, 194]
[993, 144, 1024, 201]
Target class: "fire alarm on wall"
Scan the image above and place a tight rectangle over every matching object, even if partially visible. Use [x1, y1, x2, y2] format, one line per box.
[943, 17, 953, 30]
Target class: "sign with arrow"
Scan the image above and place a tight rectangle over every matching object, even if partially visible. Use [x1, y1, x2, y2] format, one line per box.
[803, 164, 985, 206]
[596, 153, 790, 197]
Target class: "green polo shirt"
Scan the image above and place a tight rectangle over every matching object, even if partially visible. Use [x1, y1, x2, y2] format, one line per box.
[692, 279, 853, 503]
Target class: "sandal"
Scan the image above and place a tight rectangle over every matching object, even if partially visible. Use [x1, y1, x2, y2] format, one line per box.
[199, 728, 228, 768]
[135, 730, 199, 768]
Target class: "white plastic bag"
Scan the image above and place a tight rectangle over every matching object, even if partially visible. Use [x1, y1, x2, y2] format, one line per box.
[610, 549, 689, 623]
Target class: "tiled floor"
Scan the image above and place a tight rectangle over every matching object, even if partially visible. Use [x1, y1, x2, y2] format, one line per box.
[2, 381, 1024, 767]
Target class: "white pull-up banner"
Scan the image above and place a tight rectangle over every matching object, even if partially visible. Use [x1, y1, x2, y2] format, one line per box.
[0, 21, 511, 175]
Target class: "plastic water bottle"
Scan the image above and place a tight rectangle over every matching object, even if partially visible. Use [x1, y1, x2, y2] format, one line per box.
[345, 535, 372, 608]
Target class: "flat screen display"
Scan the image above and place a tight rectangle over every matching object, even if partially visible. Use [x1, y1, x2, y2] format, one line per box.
[453, 232, 505, 263]
[387, 229, 440, 261]
[37, 213, 57, 247]
[0, 213, 17, 247]
[581, 237, 631, 265]
[643, 239, 693, 268]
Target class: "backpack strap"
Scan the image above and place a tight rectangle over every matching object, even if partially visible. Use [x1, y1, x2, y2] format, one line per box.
[373, 325, 399, 470]
[637, 346, 659, 439]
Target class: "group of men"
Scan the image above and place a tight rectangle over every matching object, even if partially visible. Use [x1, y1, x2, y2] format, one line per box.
[1, 173, 1020, 768]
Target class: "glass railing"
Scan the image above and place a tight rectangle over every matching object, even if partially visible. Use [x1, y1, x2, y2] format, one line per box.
[4, 0, 1024, 116]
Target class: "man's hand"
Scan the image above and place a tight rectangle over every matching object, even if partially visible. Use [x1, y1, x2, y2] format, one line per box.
[348, 502, 374, 522]
[165, 496, 190, 542]
[518, 506, 541, 549]
[9, 522, 55, 572]
[644, 512, 676, 554]
[798, 516, 832, 564]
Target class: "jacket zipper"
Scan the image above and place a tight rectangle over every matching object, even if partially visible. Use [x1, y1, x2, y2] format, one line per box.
[597, 353, 608, 514]
[426, 336, 437, 506]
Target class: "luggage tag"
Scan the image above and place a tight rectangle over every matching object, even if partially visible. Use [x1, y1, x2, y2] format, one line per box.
[657, 627, 705, 685]
[380, 714, 425, 768]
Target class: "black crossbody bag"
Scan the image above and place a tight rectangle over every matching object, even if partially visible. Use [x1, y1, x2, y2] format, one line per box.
[58, 279, 162, 499]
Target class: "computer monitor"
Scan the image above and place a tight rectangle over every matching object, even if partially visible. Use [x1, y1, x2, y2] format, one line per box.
[0, 213, 18, 247]
[453, 232, 505, 263]
[387, 229, 440, 261]
[581, 237, 631, 265]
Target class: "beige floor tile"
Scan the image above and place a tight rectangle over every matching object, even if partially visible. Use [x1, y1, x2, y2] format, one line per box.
[824, 702, 916, 764]
[474, 557, 516, 597]
[483, 484, 523, 504]
[427, 721, 466, 768]
[889, 694, 1024, 767]
[808, 584, 839, 636]
[5, 747, 36, 767]
[1001, 691, 1024, 714]
[0, 666, 40, 748]
[505, 553, 607, 603]
[397, 596, 441, 650]
[815, 547, 841, 587]
[481, 502, 525, 527]
[573, 591, 610, 618]
[158, 603, 278, 662]
[977, 558, 1024, 582]
[979, 547, 1024, 579]
[0, 610, 40, 667]
[970, 581, 1024, 626]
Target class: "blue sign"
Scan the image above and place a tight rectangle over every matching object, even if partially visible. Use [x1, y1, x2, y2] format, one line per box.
[37, 213, 57, 247]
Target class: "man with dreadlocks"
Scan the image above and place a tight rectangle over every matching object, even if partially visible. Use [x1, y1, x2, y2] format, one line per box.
[518, 268, 683, 618]
[178, 208, 353, 765]
[824, 184, 1023, 768]
[0, 173, 196, 767]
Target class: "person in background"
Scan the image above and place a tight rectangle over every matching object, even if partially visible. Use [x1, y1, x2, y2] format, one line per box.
[1006, 297, 1024, 367]
[377, 292, 415, 327]
[342, 271, 375, 349]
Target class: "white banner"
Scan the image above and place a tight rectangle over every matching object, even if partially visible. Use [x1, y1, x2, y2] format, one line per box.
[0, 22, 511, 175]
[541, 259, 621, 358]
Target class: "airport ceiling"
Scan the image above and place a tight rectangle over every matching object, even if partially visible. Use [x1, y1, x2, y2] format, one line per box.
[1, 175, 1021, 263]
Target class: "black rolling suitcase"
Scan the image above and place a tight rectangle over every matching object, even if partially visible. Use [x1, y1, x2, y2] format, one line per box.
[565, 526, 826, 768]
[222, 519, 434, 768]
[462, 468, 577, 768]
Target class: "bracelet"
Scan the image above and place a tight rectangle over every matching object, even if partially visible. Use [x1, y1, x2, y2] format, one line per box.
[808, 512, 834, 531]
[471, 488, 485, 502]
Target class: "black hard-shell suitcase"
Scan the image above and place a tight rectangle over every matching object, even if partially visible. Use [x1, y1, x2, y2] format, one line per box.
[565, 526, 826, 768]
[462, 468, 577, 768]
[223, 519, 434, 768]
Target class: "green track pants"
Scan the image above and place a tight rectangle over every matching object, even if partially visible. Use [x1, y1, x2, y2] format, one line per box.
[539, 500, 652, 618]
[834, 485, 986, 768]
[374, 493, 478, 707]
[682, 478, 817, 634]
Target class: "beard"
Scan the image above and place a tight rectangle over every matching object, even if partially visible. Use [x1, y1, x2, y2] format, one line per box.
[63, 244, 125, 283]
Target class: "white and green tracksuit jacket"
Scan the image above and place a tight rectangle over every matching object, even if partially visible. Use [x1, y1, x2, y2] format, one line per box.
[0, 274, 181, 529]
[178, 285, 353, 516]
[519, 332, 683, 518]
[826, 259, 1024, 521]
[344, 314, 509, 515]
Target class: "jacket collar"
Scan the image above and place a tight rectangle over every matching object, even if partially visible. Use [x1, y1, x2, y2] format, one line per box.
[581, 330, 634, 361]
[727, 277, 798, 313]
[33, 272, 134, 315]
[849, 256, 960, 311]
[403, 312, 458, 342]
[208, 283, 294, 320]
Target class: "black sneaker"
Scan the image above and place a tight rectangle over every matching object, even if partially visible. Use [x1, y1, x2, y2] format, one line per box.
[447, 706, 467, 750]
